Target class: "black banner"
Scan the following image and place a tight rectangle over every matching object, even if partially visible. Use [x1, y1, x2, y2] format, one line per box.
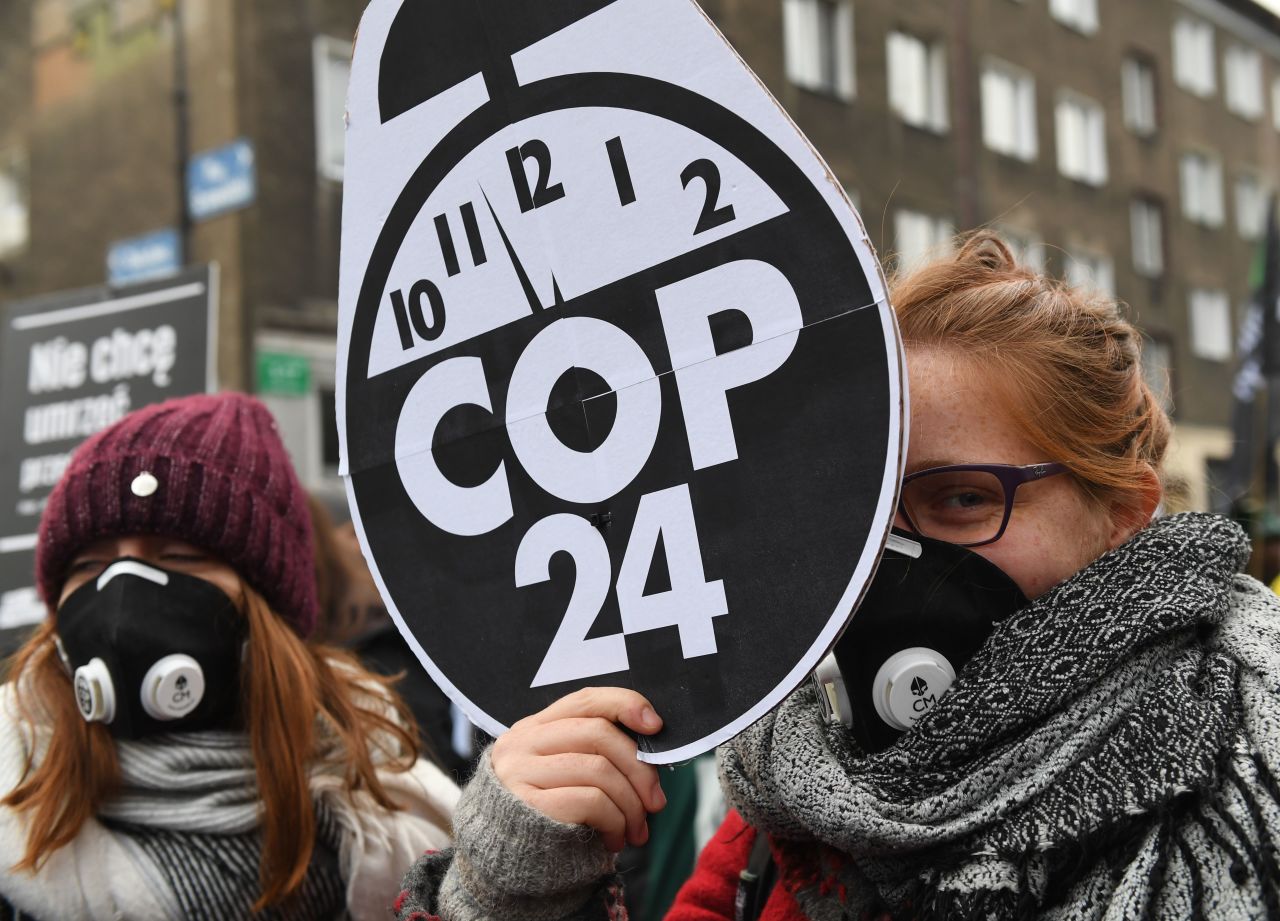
[0, 266, 216, 650]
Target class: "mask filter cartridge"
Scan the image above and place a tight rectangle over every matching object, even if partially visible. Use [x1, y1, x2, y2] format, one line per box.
[814, 529, 1028, 753]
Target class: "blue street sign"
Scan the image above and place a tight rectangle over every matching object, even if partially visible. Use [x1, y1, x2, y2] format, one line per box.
[187, 138, 257, 221]
[106, 228, 182, 286]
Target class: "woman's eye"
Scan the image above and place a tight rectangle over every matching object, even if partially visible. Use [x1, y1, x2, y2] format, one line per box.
[67, 559, 105, 575]
[162, 553, 208, 564]
[941, 491, 990, 509]
[933, 489, 1000, 514]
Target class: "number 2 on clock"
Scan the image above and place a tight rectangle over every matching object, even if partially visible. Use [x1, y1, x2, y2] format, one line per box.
[504, 135, 738, 236]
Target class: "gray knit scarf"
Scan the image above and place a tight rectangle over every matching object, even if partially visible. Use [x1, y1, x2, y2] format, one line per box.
[719, 513, 1280, 920]
[99, 731, 346, 921]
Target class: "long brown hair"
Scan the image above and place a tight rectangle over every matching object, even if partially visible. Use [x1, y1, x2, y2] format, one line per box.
[4, 586, 431, 911]
[890, 231, 1170, 516]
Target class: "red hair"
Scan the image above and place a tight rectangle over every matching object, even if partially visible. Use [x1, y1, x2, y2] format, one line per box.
[890, 231, 1169, 514]
[3, 587, 437, 911]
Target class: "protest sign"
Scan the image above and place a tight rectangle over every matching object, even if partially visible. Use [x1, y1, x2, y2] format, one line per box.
[338, 0, 903, 762]
[0, 266, 216, 647]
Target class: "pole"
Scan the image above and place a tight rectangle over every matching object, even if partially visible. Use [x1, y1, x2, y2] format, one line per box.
[171, 0, 192, 266]
[1258, 195, 1280, 580]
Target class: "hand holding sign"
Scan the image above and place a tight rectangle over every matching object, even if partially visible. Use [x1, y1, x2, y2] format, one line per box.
[338, 0, 903, 762]
[491, 686, 665, 852]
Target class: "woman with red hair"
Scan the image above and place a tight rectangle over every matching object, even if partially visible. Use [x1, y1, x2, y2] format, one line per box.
[0, 392, 456, 919]
[394, 233, 1280, 921]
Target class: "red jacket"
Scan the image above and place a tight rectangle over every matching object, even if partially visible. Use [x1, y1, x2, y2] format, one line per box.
[664, 811, 805, 921]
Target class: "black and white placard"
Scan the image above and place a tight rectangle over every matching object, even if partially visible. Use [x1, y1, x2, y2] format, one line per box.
[337, 0, 904, 763]
[0, 266, 217, 649]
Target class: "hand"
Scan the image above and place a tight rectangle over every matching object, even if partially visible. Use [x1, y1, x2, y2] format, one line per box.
[490, 687, 667, 852]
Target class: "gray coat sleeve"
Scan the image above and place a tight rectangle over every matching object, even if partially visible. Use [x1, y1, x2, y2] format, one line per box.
[394, 748, 628, 921]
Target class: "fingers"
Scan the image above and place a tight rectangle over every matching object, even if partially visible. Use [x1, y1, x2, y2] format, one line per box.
[517, 686, 662, 737]
[525, 716, 664, 813]
[521, 785, 630, 852]
[491, 688, 669, 851]
[514, 752, 650, 847]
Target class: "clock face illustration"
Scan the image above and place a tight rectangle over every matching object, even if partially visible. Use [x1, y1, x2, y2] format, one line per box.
[339, 0, 903, 762]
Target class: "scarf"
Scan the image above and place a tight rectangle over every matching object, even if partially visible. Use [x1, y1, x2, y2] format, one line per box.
[100, 731, 347, 921]
[719, 513, 1280, 920]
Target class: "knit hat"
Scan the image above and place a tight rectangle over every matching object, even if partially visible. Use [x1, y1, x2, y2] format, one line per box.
[36, 392, 318, 637]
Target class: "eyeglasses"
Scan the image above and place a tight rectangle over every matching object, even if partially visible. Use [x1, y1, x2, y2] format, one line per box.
[897, 462, 1070, 547]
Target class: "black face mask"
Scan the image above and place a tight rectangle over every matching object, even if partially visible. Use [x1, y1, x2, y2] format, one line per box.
[813, 528, 1028, 754]
[55, 558, 246, 739]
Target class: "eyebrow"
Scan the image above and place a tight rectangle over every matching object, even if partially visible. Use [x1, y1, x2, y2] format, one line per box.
[904, 458, 959, 476]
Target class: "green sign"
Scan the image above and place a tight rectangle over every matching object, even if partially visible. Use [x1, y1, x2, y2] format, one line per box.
[256, 351, 311, 397]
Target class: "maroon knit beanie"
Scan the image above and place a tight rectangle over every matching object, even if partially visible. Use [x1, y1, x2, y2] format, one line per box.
[36, 392, 318, 637]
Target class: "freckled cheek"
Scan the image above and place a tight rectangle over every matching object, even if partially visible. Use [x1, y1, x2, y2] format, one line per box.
[981, 526, 1059, 600]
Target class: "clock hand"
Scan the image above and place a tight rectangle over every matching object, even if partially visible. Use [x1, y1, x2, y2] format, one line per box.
[481, 187, 544, 314]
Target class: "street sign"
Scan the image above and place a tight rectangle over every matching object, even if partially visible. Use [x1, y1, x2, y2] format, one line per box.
[337, 0, 903, 763]
[107, 228, 182, 286]
[187, 138, 256, 221]
[0, 266, 217, 647]
[257, 350, 312, 397]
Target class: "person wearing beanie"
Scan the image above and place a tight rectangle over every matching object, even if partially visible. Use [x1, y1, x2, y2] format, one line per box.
[0, 392, 458, 920]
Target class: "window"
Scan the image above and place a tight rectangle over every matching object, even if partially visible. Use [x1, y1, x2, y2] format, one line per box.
[1180, 152, 1224, 227]
[1142, 335, 1174, 414]
[1049, 0, 1098, 34]
[1121, 56, 1157, 136]
[1188, 288, 1231, 361]
[1173, 19, 1215, 97]
[1065, 248, 1115, 298]
[313, 35, 352, 182]
[1131, 197, 1165, 277]
[894, 209, 954, 271]
[33, 0, 72, 46]
[1055, 92, 1107, 186]
[0, 149, 29, 258]
[1235, 174, 1268, 241]
[112, 0, 153, 35]
[887, 32, 949, 133]
[783, 0, 855, 100]
[1224, 46, 1263, 121]
[998, 226, 1045, 272]
[981, 59, 1037, 161]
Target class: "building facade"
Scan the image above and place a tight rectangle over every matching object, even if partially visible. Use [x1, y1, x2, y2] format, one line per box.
[1, 0, 1278, 511]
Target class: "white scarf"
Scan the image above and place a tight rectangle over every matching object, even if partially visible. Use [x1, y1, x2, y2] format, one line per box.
[0, 685, 458, 920]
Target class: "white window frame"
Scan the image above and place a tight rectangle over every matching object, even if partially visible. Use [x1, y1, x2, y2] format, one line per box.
[1180, 151, 1225, 228]
[1235, 173, 1268, 241]
[1121, 56, 1157, 137]
[1142, 335, 1174, 414]
[887, 31, 949, 133]
[1049, 0, 1098, 35]
[1223, 45, 1264, 121]
[981, 58, 1038, 162]
[1188, 288, 1232, 362]
[783, 0, 856, 101]
[997, 226, 1046, 272]
[1173, 18, 1216, 98]
[112, 0, 153, 35]
[894, 209, 955, 272]
[1065, 247, 1115, 298]
[312, 35, 353, 183]
[1055, 91, 1108, 186]
[1130, 197, 1165, 278]
[33, 0, 72, 47]
[0, 148, 29, 259]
